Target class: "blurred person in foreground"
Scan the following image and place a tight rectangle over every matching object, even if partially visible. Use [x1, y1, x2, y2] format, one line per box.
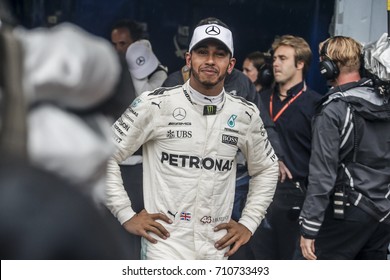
[0, 0, 133, 259]
[4, 21, 123, 206]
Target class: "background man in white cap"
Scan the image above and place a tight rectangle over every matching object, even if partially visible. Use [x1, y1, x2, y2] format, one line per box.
[105, 17, 278, 260]
[126, 39, 168, 96]
[111, 19, 144, 56]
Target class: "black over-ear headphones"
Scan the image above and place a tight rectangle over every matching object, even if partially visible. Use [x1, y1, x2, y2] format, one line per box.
[256, 53, 273, 88]
[319, 38, 339, 80]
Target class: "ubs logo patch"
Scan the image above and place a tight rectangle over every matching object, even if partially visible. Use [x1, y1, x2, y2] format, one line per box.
[222, 134, 238, 146]
[167, 130, 192, 139]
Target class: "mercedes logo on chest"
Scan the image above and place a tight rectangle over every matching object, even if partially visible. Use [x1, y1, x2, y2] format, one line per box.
[136, 56, 146, 66]
[205, 25, 220, 36]
[173, 107, 186, 120]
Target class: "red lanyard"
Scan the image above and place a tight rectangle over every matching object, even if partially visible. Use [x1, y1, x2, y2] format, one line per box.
[269, 88, 304, 122]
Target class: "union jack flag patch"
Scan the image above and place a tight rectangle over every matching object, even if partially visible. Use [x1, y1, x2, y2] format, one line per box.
[180, 212, 191, 221]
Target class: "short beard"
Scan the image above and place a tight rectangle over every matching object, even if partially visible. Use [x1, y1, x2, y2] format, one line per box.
[191, 65, 228, 89]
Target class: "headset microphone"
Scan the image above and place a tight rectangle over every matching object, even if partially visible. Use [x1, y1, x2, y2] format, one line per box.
[257, 53, 274, 88]
[319, 38, 340, 80]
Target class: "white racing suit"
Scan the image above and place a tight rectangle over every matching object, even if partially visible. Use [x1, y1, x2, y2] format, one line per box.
[106, 80, 278, 259]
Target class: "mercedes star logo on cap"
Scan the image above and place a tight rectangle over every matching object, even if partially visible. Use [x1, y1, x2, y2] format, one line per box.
[205, 25, 220, 36]
[136, 56, 146, 66]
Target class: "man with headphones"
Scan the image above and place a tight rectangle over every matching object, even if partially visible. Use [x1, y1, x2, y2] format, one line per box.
[242, 51, 274, 93]
[299, 36, 390, 259]
[318, 37, 340, 80]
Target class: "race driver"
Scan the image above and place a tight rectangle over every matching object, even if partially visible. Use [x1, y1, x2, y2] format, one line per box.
[105, 17, 279, 260]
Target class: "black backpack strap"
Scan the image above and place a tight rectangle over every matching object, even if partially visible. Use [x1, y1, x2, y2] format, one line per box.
[0, 27, 27, 160]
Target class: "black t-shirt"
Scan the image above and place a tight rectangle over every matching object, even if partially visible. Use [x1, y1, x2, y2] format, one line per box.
[260, 82, 322, 181]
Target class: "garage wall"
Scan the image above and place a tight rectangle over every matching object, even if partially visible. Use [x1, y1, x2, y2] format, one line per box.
[332, 0, 387, 44]
[10, 0, 335, 93]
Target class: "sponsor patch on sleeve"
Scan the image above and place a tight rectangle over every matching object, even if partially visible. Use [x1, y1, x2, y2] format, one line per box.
[222, 134, 238, 146]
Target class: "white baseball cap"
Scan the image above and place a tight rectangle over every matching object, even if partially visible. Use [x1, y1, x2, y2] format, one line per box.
[189, 23, 234, 56]
[126, 39, 159, 79]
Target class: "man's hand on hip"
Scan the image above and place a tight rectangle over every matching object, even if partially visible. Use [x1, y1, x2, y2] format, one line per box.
[214, 219, 251, 257]
[123, 209, 172, 244]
